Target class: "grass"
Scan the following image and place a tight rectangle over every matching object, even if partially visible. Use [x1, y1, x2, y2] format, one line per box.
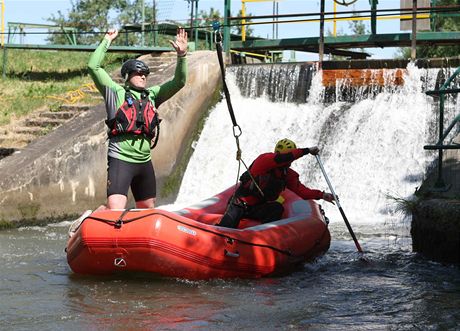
[386, 193, 420, 218]
[0, 49, 138, 126]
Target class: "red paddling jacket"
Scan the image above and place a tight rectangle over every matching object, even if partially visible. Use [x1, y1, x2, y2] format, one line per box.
[237, 148, 324, 205]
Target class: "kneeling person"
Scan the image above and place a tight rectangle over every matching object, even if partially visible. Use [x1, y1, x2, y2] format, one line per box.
[217, 139, 334, 228]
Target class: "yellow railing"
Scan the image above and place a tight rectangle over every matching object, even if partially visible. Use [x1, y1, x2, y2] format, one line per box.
[0, 82, 98, 105]
[46, 83, 98, 104]
[1, 0, 4, 47]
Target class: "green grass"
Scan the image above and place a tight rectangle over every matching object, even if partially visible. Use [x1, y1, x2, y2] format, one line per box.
[0, 49, 138, 126]
[386, 193, 420, 218]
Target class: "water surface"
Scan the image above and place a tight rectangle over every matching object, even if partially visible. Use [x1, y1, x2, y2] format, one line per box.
[1, 221, 458, 330]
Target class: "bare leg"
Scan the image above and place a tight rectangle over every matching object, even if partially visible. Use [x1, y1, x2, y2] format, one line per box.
[95, 204, 107, 211]
[107, 194, 128, 209]
[135, 197, 155, 209]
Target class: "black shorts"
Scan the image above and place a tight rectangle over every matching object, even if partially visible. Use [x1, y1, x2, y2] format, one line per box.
[107, 157, 156, 201]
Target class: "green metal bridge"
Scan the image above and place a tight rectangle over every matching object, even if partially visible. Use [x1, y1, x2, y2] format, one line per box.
[230, 31, 460, 59]
[2, 1, 460, 60]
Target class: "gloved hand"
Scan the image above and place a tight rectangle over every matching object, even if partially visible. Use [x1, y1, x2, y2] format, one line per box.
[322, 192, 336, 204]
[302, 146, 319, 155]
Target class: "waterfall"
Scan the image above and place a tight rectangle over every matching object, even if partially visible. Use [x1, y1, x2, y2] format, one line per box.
[169, 63, 458, 224]
[230, 63, 314, 103]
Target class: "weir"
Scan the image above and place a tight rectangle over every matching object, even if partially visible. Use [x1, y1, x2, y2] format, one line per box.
[175, 62, 459, 230]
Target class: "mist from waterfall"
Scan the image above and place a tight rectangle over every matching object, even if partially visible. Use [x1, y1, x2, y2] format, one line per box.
[169, 63, 458, 224]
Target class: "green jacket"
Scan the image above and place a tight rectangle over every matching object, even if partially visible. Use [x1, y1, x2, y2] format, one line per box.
[88, 38, 187, 163]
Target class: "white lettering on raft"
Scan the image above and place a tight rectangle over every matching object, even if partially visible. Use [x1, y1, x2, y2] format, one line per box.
[177, 225, 196, 236]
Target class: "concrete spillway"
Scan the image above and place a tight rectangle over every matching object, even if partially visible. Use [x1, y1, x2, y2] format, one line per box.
[0, 51, 222, 223]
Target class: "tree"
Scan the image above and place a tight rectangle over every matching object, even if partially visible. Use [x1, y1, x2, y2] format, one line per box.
[232, 9, 254, 37]
[397, 0, 460, 58]
[348, 18, 368, 36]
[47, 0, 157, 46]
[198, 7, 222, 28]
[117, 0, 156, 46]
[348, 15, 370, 55]
[197, 7, 253, 37]
[326, 9, 370, 60]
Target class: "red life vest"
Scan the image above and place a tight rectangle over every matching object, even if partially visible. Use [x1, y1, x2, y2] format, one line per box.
[106, 89, 160, 142]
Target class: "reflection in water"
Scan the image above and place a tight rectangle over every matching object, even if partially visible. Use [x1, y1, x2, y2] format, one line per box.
[64, 275, 226, 330]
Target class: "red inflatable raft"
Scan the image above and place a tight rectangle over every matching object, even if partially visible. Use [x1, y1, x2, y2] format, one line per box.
[66, 187, 330, 280]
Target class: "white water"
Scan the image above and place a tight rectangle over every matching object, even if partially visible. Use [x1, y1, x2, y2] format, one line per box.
[4, 64, 460, 330]
[166, 64, 455, 225]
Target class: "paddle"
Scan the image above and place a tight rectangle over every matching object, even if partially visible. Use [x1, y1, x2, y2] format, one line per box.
[315, 155, 364, 254]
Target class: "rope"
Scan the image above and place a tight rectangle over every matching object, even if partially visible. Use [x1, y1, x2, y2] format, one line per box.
[6, 5, 460, 37]
[86, 211, 296, 257]
[213, 24, 251, 208]
[214, 29, 239, 131]
[213, 25, 245, 171]
[80, 209, 330, 259]
[213, 22, 267, 202]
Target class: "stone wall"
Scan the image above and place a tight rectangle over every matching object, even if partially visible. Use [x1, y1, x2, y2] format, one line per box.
[411, 199, 460, 264]
[412, 131, 459, 264]
[0, 51, 221, 224]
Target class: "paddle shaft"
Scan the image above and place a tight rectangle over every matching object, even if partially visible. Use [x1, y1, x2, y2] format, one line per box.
[315, 155, 364, 253]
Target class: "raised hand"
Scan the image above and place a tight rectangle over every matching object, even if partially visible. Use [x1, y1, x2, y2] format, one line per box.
[105, 28, 119, 42]
[169, 28, 188, 56]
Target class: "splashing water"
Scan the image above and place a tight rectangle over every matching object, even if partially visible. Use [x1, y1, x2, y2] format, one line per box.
[170, 63, 455, 226]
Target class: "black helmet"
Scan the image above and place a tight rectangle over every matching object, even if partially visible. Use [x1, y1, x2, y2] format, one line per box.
[121, 59, 150, 79]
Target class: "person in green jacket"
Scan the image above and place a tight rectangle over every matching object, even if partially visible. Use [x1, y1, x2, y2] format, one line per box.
[88, 28, 188, 210]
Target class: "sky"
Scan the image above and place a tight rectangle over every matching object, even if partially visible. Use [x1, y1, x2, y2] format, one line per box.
[3, 0, 411, 60]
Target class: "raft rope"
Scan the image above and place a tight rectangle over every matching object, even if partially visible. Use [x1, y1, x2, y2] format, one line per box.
[79, 211, 326, 259]
[114, 208, 131, 228]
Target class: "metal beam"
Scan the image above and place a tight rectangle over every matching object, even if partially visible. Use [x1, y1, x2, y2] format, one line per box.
[224, 0, 231, 53]
[2, 43, 172, 53]
[411, 0, 417, 60]
[231, 31, 460, 52]
[319, 0, 325, 63]
[370, 0, 378, 34]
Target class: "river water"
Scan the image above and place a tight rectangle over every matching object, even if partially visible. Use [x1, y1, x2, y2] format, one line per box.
[1, 65, 459, 330]
[1, 222, 459, 330]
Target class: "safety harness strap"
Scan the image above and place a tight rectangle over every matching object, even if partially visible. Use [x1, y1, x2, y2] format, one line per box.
[215, 39, 239, 129]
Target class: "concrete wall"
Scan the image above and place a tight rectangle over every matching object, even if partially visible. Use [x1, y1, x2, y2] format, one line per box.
[0, 51, 221, 223]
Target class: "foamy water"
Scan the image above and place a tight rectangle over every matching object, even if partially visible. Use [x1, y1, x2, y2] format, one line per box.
[164, 63, 456, 225]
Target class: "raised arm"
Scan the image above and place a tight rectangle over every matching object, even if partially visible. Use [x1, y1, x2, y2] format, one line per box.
[87, 29, 119, 96]
[151, 28, 188, 107]
[250, 147, 318, 176]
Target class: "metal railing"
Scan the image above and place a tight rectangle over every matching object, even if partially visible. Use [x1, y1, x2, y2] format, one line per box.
[424, 66, 460, 191]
